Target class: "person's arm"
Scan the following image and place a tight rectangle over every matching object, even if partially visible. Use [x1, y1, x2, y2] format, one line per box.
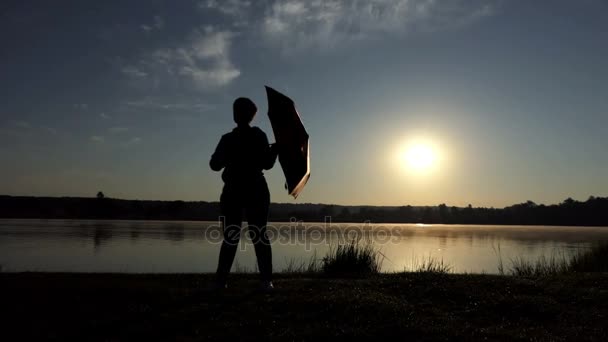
[210, 136, 227, 171]
[264, 143, 279, 170]
[261, 132, 279, 170]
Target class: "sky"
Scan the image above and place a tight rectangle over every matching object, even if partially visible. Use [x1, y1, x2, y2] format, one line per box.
[0, 0, 607, 207]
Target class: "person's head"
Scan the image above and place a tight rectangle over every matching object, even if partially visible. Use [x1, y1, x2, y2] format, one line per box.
[233, 97, 257, 127]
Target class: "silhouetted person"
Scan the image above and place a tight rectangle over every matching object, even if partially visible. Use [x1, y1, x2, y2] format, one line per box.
[210, 97, 278, 290]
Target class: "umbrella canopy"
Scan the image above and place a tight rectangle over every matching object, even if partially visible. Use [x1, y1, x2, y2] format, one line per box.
[265, 86, 310, 198]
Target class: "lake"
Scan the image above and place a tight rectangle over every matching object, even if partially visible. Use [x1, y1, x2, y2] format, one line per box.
[1, 219, 607, 274]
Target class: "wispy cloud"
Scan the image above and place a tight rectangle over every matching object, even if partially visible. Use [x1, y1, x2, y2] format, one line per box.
[73, 103, 88, 110]
[12, 120, 31, 129]
[141, 15, 165, 33]
[154, 16, 164, 30]
[121, 66, 148, 77]
[109, 127, 128, 134]
[122, 137, 142, 147]
[0, 121, 31, 138]
[100, 112, 110, 119]
[90, 133, 141, 146]
[1, 121, 58, 138]
[124, 97, 215, 112]
[262, 0, 497, 49]
[123, 26, 240, 89]
[200, 0, 252, 18]
[199, 0, 499, 51]
[90, 135, 105, 143]
[123, 1, 497, 89]
[42, 126, 58, 135]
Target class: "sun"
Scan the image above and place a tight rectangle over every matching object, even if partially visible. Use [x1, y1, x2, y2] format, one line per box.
[400, 141, 439, 173]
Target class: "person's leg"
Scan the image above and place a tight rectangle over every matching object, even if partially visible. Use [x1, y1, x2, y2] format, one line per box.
[245, 182, 272, 282]
[216, 189, 243, 284]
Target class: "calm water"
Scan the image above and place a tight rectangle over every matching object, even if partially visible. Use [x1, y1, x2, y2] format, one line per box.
[1, 219, 607, 274]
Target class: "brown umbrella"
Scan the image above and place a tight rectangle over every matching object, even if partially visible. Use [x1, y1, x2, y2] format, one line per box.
[265, 86, 310, 198]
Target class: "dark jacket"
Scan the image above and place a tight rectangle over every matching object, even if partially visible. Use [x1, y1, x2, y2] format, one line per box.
[210, 126, 278, 187]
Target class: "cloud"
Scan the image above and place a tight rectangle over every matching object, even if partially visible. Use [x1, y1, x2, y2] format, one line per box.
[1, 121, 58, 138]
[123, 27, 240, 89]
[123, 137, 142, 147]
[141, 16, 164, 33]
[200, 0, 252, 17]
[12, 120, 31, 129]
[125, 97, 215, 111]
[90, 134, 141, 146]
[42, 126, 58, 135]
[198, 0, 499, 51]
[121, 66, 148, 77]
[109, 127, 128, 134]
[122, 1, 497, 89]
[73, 103, 88, 110]
[263, 0, 498, 49]
[154, 16, 165, 30]
[90, 136, 105, 143]
[0, 121, 31, 138]
[100, 112, 110, 119]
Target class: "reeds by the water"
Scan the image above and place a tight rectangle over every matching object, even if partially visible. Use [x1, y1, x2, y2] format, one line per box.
[501, 243, 608, 277]
[283, 251, 321, 274]
[229, 241, 607, 277]
[509, 255, 570, 277]
[405, 255, 453, 274]
[321, 239, 384, 276]
[569, 243, 608, 273]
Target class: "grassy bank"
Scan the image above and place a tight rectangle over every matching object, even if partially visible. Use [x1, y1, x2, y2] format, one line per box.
[2, 272, 608, 341]
[2, 244, 607, 340]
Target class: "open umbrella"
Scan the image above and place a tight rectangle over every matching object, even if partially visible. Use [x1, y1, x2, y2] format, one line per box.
[265, 86, 310, 198]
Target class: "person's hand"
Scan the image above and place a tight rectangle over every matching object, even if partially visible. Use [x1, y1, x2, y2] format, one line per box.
[269, 143, 279, 155]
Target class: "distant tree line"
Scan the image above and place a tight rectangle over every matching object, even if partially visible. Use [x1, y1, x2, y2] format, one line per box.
[0, 195, 606, 226]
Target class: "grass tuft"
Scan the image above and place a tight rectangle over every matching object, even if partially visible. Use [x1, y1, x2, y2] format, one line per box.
[232, 259, 255, 274]
[492, 242, 505, 275]
[321, 239, 384, 276]
[509, 254, 570, 277]
[404, 255, 453, 274]
[283, 251, 321, 274]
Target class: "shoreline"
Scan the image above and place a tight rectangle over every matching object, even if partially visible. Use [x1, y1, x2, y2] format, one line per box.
[2, 272, 607, 340]
[3, 217, 608, 228]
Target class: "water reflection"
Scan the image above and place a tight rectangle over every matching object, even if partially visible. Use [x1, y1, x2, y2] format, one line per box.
[93, 223, 112, 250]
[163, 224, 185, 242]
[0, 219, 607, 273]
[130, 224, 140, 241]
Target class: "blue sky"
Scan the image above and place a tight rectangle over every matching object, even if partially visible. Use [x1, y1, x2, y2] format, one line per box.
[1, 0, 607, 207]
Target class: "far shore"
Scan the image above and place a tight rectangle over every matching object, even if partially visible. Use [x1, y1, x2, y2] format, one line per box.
[2, 195, 608, 226]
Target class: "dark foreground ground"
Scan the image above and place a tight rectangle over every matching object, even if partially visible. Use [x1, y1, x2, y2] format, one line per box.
[2, 273, 607, 341]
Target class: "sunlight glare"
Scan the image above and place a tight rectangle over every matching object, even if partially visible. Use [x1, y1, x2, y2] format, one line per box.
[400, 141, 439, 173]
